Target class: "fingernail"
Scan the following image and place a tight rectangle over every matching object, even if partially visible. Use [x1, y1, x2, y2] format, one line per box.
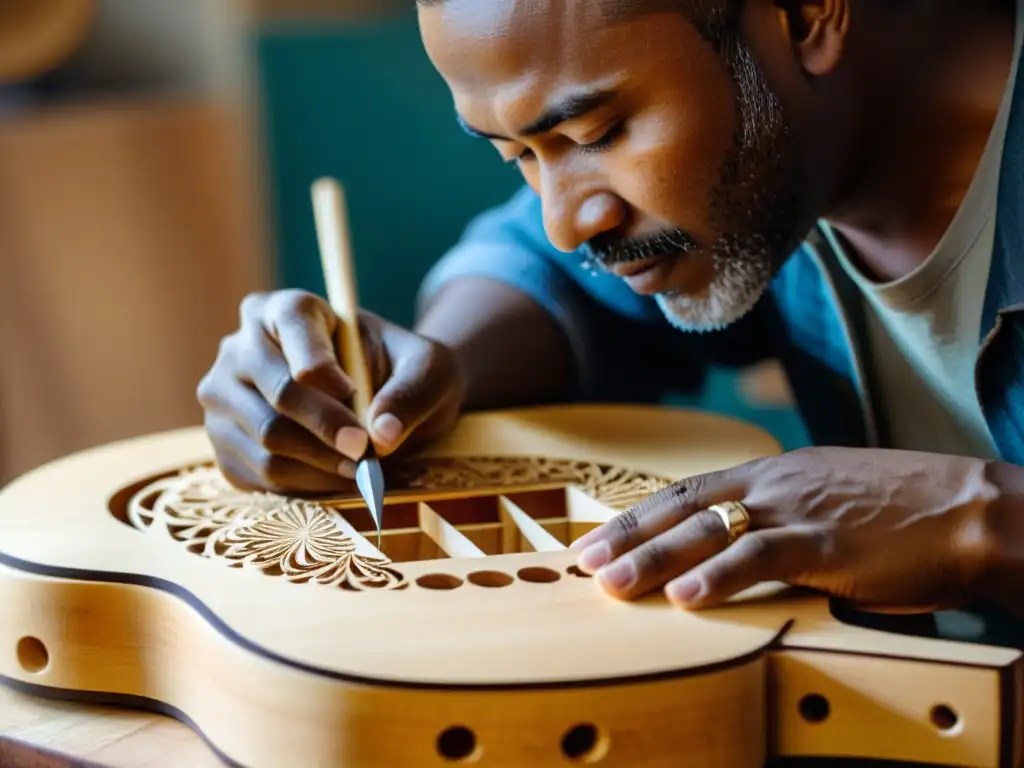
[335, 427, 368, 461]
[337, 458, 358, 478]
[598, 559, 636, 591]
[578, 541, 612, 571]
[570, 530, 599, 550]
[372, 413, 404, 448]
[668, 577, 702, 605]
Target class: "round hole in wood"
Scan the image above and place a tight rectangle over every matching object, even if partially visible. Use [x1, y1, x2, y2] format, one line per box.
[930, 704, 961, 734]
[437, 726, 480, 762]
[561, 723, 609, 762]
[466, 570, 514, 588]
[416, 573, 464, 591]
[517, 567, 561, 584]
[567, 565, 592, 579]
[16, 637, 49, 674]
[798, 693, 830, 723]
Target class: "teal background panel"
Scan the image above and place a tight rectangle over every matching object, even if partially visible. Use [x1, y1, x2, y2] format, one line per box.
[255, 12, 523, 328]
[253, 13, 811, 452]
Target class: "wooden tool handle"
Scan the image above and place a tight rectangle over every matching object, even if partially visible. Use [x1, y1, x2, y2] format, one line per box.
[311, 177, 373, 423]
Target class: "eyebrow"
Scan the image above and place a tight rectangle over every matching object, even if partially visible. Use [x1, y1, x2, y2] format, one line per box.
[457, 89, 617, 142]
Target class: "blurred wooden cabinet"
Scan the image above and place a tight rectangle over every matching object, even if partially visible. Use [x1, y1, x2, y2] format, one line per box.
[0, 98, 270, 485]
[0, 1, 275, 486]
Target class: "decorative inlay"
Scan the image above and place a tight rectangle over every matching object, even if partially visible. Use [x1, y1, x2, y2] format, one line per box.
[126, 466, 404, 591]
[119, 456, 671, 592]
[385, 456, 669, 510]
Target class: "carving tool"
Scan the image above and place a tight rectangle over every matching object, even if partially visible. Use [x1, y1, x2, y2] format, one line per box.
[311, 177, 385, 548]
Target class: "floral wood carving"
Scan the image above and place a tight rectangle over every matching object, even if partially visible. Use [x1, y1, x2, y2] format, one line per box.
[385, 456, 669, 510]
[126, 466, 404, 591]
[121, 456, 671, 592]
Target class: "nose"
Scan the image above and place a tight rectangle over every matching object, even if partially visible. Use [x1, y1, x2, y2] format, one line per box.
[540, 182, 627, 254]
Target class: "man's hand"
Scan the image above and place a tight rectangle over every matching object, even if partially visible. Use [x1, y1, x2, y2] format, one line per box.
[197, 290, 465, 494]
[572, 447, 1000, 613]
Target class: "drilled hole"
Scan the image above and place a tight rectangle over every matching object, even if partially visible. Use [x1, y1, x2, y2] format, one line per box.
[467, 570, 514, 588]
[417, 573, 464, 591]
[437, 726, 479, 762]
[517, 567, 560, 584]
[16, 637, 49, 674]
[567, 565, 592, 579]
[798, 693, 830, 723]
[931, 704, 961, 734]
[561, 723, 608, 762]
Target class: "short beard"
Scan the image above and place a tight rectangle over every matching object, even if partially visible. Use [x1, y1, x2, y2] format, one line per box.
[656, 21, 805, 333]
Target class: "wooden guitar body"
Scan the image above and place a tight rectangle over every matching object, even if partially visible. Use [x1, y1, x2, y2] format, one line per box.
[0, 404, 1020, 768]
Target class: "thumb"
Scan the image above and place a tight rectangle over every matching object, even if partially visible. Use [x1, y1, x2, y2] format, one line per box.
[266, 292, 353, 403]
[365, 330, 454, 456]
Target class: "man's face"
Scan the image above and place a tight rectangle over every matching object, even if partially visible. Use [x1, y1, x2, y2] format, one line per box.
[419, 0, 810, 332]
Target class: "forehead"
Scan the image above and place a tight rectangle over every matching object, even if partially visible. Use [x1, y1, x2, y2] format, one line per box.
[419, 0, 699, 127]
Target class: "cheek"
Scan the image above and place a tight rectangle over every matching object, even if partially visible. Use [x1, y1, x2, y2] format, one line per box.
[609, 99, 737, 234]
[518, 162, 542, 195]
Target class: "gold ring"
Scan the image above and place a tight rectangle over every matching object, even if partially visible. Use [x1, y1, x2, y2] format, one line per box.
[707, 501, 750, 544]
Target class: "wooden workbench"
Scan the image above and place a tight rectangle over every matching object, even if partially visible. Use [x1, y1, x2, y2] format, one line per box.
[0, 684, 219, 768]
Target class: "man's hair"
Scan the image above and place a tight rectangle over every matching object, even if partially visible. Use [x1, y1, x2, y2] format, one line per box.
[415, 0, 742, 47]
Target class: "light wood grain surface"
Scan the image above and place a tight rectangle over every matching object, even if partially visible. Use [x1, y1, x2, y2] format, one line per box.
[0, 684, 219, 768]
[1, 405, 1020, 767]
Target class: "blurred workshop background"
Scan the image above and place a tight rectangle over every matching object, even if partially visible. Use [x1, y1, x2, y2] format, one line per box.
[0, 0, 808, 488]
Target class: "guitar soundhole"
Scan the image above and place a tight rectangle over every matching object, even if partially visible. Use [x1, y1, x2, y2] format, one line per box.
[798, 693, 830, 723]
[561, 723, 607, 762]
[466, 570, 515, 588]
[437, 725, 479, 762]
[416, 573, 465, 590]
[930, 704, 961, 734]
[517, 567, 561, 584]
[16, 636, 49, 674]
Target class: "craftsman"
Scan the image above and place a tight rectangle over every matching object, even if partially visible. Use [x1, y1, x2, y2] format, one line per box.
[197, 0, 1024, 620]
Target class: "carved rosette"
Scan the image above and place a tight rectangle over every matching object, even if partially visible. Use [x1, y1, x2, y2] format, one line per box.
[126, 467, 404, 591]
[122, 457, 670, 592]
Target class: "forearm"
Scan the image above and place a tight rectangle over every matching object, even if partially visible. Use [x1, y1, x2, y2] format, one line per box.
[414, 276, 575, 411]
[977, 460, 1024, 616]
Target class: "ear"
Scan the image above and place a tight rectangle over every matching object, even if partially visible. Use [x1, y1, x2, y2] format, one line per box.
[775, 0, 850, 77]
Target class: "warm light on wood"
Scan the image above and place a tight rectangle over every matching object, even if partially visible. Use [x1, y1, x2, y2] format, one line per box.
[0, 401, 1019, 767]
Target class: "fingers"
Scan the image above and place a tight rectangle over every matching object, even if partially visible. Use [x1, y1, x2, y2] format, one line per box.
[205, 384, 358, 476]
[572, 466, 750, 574]
[664, 527, 823, 609]
[590, 508, 734, 600]
[207, 413, 357, 494]
[201, 290, 467, 495]
[261, 289, 358, 403]
[365, 320, 464, 456]
[377, 387, 464, 459]
[241, 330, 369, 462]
[199, 290, 370, 495]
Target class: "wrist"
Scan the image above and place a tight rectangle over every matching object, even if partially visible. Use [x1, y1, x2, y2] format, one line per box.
[974, 460, 1024, 613]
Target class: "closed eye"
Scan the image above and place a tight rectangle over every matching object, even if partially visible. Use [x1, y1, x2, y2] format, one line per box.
[578, 119, 626, 155]
[508, 146, 535, 165]
[503, 119, 626, 166]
